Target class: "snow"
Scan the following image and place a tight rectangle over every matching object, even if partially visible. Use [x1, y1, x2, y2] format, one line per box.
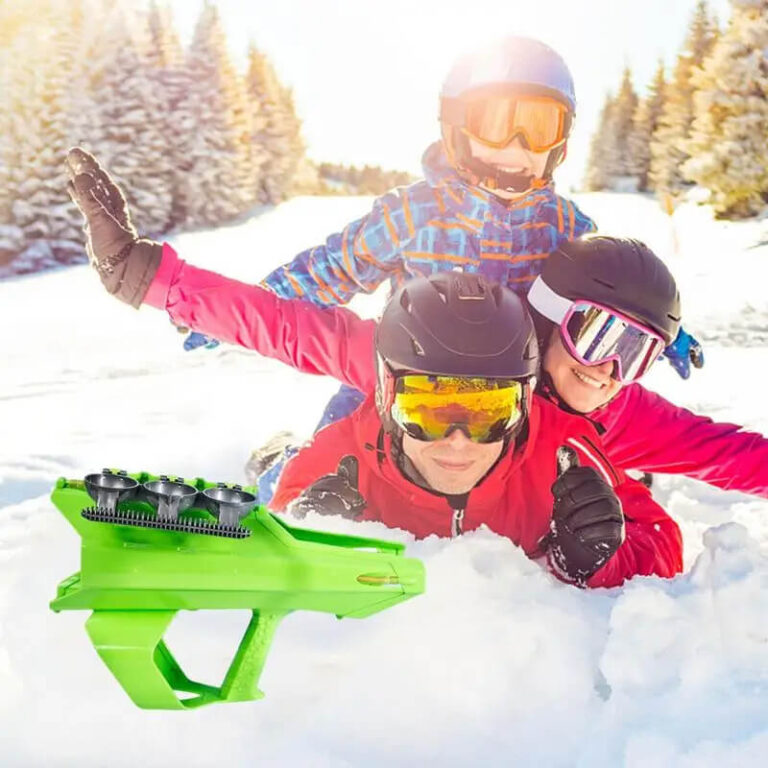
[1, 192, 767, 766]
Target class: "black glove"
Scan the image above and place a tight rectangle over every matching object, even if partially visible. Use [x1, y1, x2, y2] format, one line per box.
[65, 147, 162, 307]
[288, 456, 367, 520]
[547, 457, 625, 585]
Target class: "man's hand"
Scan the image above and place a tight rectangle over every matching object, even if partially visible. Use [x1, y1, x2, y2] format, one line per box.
[288, 455, 367, 520]
[66, 147, 161, 307]
[547, 463, 625, 586]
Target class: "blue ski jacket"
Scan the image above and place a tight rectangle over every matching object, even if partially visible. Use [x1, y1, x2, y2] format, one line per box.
[262, 142, 596, 305]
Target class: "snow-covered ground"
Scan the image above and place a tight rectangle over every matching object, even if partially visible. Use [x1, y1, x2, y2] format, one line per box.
[1, 192, 767, 766]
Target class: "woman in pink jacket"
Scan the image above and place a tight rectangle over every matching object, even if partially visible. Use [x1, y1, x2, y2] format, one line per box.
[527, 237, 768, 498]
[64, 149, 768, 503]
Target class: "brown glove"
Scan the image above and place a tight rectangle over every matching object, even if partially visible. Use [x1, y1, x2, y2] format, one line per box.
[65, 147, 162, 308]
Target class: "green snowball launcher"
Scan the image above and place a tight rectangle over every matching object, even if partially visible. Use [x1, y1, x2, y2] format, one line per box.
[50, 471, 425, 710]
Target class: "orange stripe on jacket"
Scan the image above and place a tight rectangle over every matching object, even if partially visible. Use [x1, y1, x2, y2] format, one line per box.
[444, 186, 463, 206]
[307, 248, 342, 304]
[455, 212, 483, 230]
[356, 229, 389, 271]
[283, 268, 305, 298]
[432, 220, 477, 234]
[520, 221, 552, 231]
[556, 197, 564, 234]
[480, 239, 516, 249]
[434, 188, 447, 216]
[341, 227, 356, 277]
[567, 199, 575, 239]
[404, 251, 480, 265]
[381, 202, 400, 248]
[507, 193, 548, 211]
[480, 252, 548, 263]
[402, 189, 416, 238]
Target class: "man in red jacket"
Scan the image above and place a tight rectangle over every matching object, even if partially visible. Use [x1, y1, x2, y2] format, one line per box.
[266, 271, 682, 588]
[65, 149, 683, 588]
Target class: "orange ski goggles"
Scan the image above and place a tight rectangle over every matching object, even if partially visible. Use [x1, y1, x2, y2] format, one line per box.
[442, 90, 571, 153]
[389, 374, 526, 443]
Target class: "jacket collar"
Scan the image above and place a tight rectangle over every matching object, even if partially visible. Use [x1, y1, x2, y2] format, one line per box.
[420, 141, 559, 220]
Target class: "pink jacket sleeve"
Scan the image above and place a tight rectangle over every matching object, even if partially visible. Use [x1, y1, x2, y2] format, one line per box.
[592, 383, 768, 499]
[143, 244, 378, 392]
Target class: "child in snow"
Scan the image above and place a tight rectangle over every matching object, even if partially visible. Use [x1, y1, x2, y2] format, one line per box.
[182, 36, 701, 402]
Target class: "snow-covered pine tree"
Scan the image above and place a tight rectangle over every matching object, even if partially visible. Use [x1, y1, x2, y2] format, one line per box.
[246, 43, 305, 204]
[609, 67, 640, 185]
[649, 0, 718, 194]
[628, 60, 667, 192]
[682, 0, 768, 217]
[81, 6, 175, 236]
[0, 0, 87, 273]
[583, 68, 638, 191]
[140, 2, 196, 230]
[174, 2, 256, 228]
[145, 0, 182, 69]
[583, 93, 616, 191]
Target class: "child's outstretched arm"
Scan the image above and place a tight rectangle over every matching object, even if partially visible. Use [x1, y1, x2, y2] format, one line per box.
[262, 186, 420, 305]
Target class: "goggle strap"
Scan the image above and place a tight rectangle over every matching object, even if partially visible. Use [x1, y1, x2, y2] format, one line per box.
[527, 275, 572, 323]
[440, 97, 466, 126]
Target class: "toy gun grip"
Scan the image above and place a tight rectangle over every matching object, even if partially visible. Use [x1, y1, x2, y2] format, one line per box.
[86, 609, 286, 709]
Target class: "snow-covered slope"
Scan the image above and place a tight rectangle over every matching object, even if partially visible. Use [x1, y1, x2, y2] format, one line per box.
[1, 193, 766, 767]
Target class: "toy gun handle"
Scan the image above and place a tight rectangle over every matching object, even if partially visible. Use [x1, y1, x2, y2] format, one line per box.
[86, 608, 286, 709]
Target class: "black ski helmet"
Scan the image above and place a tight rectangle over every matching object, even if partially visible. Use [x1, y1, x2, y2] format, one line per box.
[375, 271, 539, 432]
[529, 236, 681, 345]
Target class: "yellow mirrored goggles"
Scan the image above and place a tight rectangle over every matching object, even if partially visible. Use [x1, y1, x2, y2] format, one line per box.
[390, 375, 525, 443]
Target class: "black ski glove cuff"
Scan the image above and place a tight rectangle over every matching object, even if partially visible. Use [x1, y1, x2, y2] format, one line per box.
[547, 466, 625, 586]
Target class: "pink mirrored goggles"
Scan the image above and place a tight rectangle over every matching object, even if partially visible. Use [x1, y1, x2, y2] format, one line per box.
[528, 277, 666, 383]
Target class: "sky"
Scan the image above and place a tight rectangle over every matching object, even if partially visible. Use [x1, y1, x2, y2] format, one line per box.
[168, 0, 733, 188]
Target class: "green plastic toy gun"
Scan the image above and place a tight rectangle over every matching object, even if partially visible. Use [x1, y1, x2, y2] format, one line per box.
[50, 470, 425, 710]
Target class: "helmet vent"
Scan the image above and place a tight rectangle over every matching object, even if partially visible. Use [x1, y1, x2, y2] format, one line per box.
[592, 277, 615, 289]
[410, 336, 426, 357]
[400, 290, 412, 313]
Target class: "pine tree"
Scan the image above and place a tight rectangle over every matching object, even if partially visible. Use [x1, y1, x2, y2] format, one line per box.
[683, 0, 768, 217]
[246, 43, 305, 203]
[174, 2, 256, 227]
[583, 93, 616, 191]
[650, 0, 719, 193]
[0, 0, 88, 272]
[610, 67, 640, 181]
[145, 0, 182, 69]
[583, 68, 638, 191]
[628, 60, 667, 192]
[84, 8, 175, 236]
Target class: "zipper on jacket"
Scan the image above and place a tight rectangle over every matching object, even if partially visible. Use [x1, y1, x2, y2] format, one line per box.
[451, 507, 465, 538]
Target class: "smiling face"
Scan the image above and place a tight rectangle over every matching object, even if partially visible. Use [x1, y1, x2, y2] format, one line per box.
[401, 428, 504, 495]
[543, 328, 623, 413]
[467, 136, 551, 200]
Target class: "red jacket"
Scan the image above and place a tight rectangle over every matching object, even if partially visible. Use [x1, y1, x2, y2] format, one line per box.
[271, 392, 682, 588]
[145, 244, 768, 500]
[144, 246, 683, 587]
